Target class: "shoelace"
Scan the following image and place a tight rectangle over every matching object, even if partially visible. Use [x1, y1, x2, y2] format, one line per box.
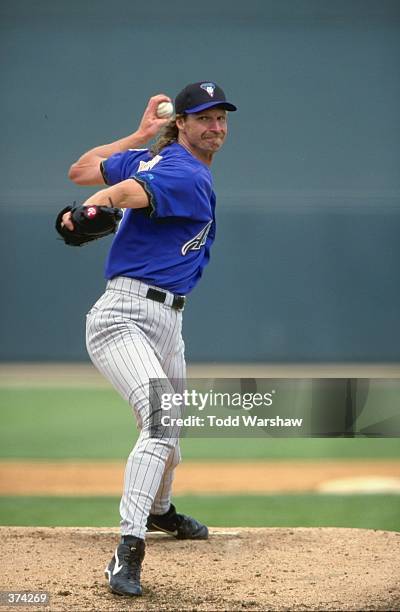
[173, 514, 184, 528]
[122, 550, 142, 580]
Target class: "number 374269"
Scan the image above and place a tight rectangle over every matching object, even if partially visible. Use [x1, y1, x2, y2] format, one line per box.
[0, 591, 49, 606]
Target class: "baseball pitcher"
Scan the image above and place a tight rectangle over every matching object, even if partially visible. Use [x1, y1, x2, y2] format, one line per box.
[59, 82, 237, 596]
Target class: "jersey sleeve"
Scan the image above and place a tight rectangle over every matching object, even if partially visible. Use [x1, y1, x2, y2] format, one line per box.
[132, 162, 211, 219]
[101, 149, 148, 185]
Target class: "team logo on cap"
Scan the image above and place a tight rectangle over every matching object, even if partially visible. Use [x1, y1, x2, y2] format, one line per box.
[200, 82, 215, 97]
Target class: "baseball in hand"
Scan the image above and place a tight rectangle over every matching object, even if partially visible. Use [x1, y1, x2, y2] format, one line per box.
[156, 101, 174, 118]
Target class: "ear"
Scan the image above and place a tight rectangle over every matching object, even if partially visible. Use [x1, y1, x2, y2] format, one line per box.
[175, 115, 186, 131]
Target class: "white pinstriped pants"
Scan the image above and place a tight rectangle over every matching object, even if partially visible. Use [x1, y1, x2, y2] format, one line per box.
[86, 276, 186, 539]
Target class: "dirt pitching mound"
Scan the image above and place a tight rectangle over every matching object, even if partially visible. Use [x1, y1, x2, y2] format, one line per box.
[1, 527, 399, 611]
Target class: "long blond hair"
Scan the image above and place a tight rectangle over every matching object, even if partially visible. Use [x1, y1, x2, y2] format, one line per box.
[150, 114, 186, 155]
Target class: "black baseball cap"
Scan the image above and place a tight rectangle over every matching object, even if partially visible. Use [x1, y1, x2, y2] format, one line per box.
[175, 82, 237, 114]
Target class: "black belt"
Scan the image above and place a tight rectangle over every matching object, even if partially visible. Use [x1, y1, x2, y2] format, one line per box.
[146, 287, 185, 311]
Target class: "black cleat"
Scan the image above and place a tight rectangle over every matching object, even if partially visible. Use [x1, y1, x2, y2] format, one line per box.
[147, 503, 208, 540]
[105, 537, 145, 596]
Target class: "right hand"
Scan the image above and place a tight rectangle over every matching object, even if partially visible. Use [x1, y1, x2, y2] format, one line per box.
[136, 94, 173, 141]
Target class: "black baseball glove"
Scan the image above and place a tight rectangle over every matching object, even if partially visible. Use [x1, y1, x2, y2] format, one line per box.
[55, 203, 123, 246]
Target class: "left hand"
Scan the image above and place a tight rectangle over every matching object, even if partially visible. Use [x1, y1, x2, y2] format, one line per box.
[56, 204, 123, 247]
[61, 210, 74, 231]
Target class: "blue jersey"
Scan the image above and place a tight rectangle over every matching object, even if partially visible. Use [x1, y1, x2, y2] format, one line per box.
[101, 142, 216, 295]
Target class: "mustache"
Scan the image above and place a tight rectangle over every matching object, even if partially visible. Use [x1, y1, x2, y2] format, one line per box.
[202, 132, 225, 138]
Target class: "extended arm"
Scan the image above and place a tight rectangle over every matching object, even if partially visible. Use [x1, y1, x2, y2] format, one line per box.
[68, 94, 172, 185]
[83, 179, 149, 209]
[62, 179, 149, 231]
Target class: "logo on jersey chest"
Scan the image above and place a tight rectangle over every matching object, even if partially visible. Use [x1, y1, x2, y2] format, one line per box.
[137, 155, 163, 173]
[181, 221, 212, 256]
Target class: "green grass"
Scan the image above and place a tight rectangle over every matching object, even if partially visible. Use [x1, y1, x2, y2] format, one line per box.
[0, 494, 399, 531]
[1, 388, 400, 460]
[180, 437, 400, 461]
[0, 389, 136, 459]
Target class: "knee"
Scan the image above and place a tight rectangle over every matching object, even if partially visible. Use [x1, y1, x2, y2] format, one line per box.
[169, 444, 181, 470]
[137, 434, 178, 463]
